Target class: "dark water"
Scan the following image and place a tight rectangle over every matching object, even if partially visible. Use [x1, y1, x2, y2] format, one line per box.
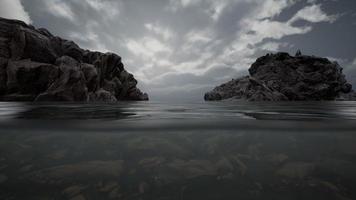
[1, 101, 356, 200]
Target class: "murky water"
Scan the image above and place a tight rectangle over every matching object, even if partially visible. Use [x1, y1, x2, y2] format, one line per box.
[1, 101, 356, 200]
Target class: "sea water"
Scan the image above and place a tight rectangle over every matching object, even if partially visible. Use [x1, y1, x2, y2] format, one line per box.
[0, 101, 356, 200]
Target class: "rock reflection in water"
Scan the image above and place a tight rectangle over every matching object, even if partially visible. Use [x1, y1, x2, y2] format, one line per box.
[1, 127, 356, 200]
[17, 103, 136, 120]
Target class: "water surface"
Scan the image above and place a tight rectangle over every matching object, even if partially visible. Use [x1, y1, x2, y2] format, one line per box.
[0, 101, 356, 200]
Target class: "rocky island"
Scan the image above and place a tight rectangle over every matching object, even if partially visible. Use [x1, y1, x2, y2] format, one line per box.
[0, 17, 148, 102]
[205, 52, 356, 101]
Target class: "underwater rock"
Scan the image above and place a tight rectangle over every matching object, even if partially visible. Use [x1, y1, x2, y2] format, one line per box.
[276, 162, 315, 179]
[0, 174, 7, 184]
[69, 194, 86, 200]
[62, 185, 87, 198]
[166, 159, 218, 179]
[0, 17, 148, 102]
[205, 52, 356, 101]
[26, 160, 124, 184]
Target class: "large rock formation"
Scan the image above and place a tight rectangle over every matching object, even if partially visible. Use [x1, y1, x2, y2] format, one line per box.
[0, 17, 148, 102]
[205, 52, 356, 101]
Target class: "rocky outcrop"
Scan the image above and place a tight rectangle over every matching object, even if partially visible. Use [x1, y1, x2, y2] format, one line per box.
[0, 17, 148, 101]
[205, 52, 356, 101]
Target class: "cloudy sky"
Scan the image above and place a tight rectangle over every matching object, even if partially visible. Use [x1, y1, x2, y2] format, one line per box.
[1, 0, 356, 101]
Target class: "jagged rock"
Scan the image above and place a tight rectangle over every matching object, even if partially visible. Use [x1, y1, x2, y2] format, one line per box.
[0, 17, 148, 102]
[35, 67, 88, 101]
[127, 88, 149, 101]
[205, 52, 355, 101]
[61, 40, 84, 61]
[55, 55, 80, 68]
[81, 63, 98, 92]
[34, 56, 88, 101]
[0, 37, 10, 58]
[0, 58, 8, 95]
[89, 89, 117, 102]
[205, 76, 288, 101]
[4, 59, 59, 101]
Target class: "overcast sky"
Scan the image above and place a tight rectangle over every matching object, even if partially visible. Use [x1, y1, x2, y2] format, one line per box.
[1, 0, 356, 101]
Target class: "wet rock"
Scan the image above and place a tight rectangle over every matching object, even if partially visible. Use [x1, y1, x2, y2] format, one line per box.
[89, 89, 117, 102]
[0, 17, 148, 102]
[126, 88, 149, 101]
[205, 52, 355, 101]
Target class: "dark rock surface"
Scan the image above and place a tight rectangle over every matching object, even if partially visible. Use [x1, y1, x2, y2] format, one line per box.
[205, 52, 356, 101]
[0, 17, 148, 102]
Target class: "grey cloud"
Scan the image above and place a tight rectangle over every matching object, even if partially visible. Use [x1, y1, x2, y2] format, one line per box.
[0, 0, 31, 23]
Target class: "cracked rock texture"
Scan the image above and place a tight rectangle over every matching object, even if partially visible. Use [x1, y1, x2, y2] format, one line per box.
[205, 52, 356, 101]
[0, 17, 148, 102]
